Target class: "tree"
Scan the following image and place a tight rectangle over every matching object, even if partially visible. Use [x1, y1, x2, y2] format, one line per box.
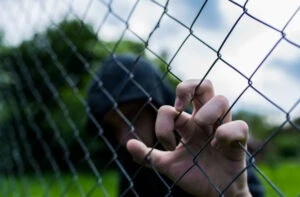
[0, 19, 166, 172]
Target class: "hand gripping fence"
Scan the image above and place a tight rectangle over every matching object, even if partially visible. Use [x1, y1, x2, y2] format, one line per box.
[0, 0, 299, 197]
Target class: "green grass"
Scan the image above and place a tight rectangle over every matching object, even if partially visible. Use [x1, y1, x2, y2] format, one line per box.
[0, 171, 119, 197]
[258, 161, 300, 197]
[1, 162, 300, 197]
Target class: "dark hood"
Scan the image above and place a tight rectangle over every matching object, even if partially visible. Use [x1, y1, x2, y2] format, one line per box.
[86, 55, 265, 197]
[87, 54, 175, 123]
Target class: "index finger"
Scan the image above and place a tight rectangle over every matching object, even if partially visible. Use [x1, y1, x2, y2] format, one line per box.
[175, 79, 214, 112]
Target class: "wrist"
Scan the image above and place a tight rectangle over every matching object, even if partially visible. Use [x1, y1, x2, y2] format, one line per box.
[234, 188, 252, 197]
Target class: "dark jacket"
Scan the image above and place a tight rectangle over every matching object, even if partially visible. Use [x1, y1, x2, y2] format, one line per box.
[87, 54, 265, 197]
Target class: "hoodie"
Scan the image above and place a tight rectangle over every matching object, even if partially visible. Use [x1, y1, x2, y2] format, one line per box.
[87, 54, 264, 197]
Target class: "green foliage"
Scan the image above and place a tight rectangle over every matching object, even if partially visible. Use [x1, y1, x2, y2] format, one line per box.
[90, 40, 145, 58]
[152, 52, 180, 89]
[233, 110, 273, 138]
[274, 135, 299, 158]
[0, 19, 170, 172]
[0, 100, 12, 125]
[88, 39, 146, 74]
[0, 31, 2, 41]
[0, 29, 4, 46]
[1, 18, 298, 175]
[268, 120, 300, 161]
[234, 111, 300, 163]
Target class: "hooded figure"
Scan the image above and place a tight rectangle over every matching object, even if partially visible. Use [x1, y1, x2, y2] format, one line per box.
[87, 54, 264, 197]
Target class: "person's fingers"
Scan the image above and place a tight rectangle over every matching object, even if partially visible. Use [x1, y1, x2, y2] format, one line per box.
[211, 120, 249, 160]
[175, 79, 214, 112]
[156, 105, 191, 151]
[126, 139, 168, 173]
[194, 95, 231, 129]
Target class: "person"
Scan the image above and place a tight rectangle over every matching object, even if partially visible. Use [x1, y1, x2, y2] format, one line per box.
[87, 54, 265, 196]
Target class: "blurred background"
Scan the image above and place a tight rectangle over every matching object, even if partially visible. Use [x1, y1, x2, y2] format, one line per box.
[0, 0, 299, 196]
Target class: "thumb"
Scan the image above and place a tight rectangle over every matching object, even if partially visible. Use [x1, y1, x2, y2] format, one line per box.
[126, 139, 168, 173]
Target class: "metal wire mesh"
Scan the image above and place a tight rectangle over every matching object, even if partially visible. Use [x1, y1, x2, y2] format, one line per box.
[0, 0, 299, 196]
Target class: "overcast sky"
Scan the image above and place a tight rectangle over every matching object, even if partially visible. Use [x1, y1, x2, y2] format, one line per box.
[0, 0, 299, 123]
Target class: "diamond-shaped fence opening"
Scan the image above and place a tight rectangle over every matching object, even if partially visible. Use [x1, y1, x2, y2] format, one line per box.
[0, 0, 299, 197]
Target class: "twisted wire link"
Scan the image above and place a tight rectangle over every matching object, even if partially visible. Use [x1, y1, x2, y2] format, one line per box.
[0, 0, 299, 196]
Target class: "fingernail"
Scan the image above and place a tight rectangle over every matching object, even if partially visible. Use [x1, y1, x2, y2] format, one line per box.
[211, 138, 220, 149]
[175, 98, 183, 111]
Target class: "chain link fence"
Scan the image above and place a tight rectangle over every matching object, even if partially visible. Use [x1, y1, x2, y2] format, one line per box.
[0, 0, 299, 196]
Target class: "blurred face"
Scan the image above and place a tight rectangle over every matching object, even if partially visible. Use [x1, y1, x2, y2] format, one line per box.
[103, 101, 156, 148]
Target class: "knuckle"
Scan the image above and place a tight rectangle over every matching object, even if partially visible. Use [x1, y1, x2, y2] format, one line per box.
[202, 79, 213, 90]
[237, 120, 249, 137]
[176, 79, 198, 93]
[194, 115, 206, 126]
[156, 105, 175, 132]
[158, 105, 172, 114]
[176, 81, 187, 95]
[215, 126, 229, 140]
[194, 79, 213, 96]
[215, 95, 229, 108]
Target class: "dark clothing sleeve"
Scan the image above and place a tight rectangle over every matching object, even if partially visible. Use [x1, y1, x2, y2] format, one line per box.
[87, 55, 265, 197]
[248, 165, 265, 197]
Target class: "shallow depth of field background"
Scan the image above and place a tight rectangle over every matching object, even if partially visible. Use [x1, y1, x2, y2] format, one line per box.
[0, 0, 299, 196]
